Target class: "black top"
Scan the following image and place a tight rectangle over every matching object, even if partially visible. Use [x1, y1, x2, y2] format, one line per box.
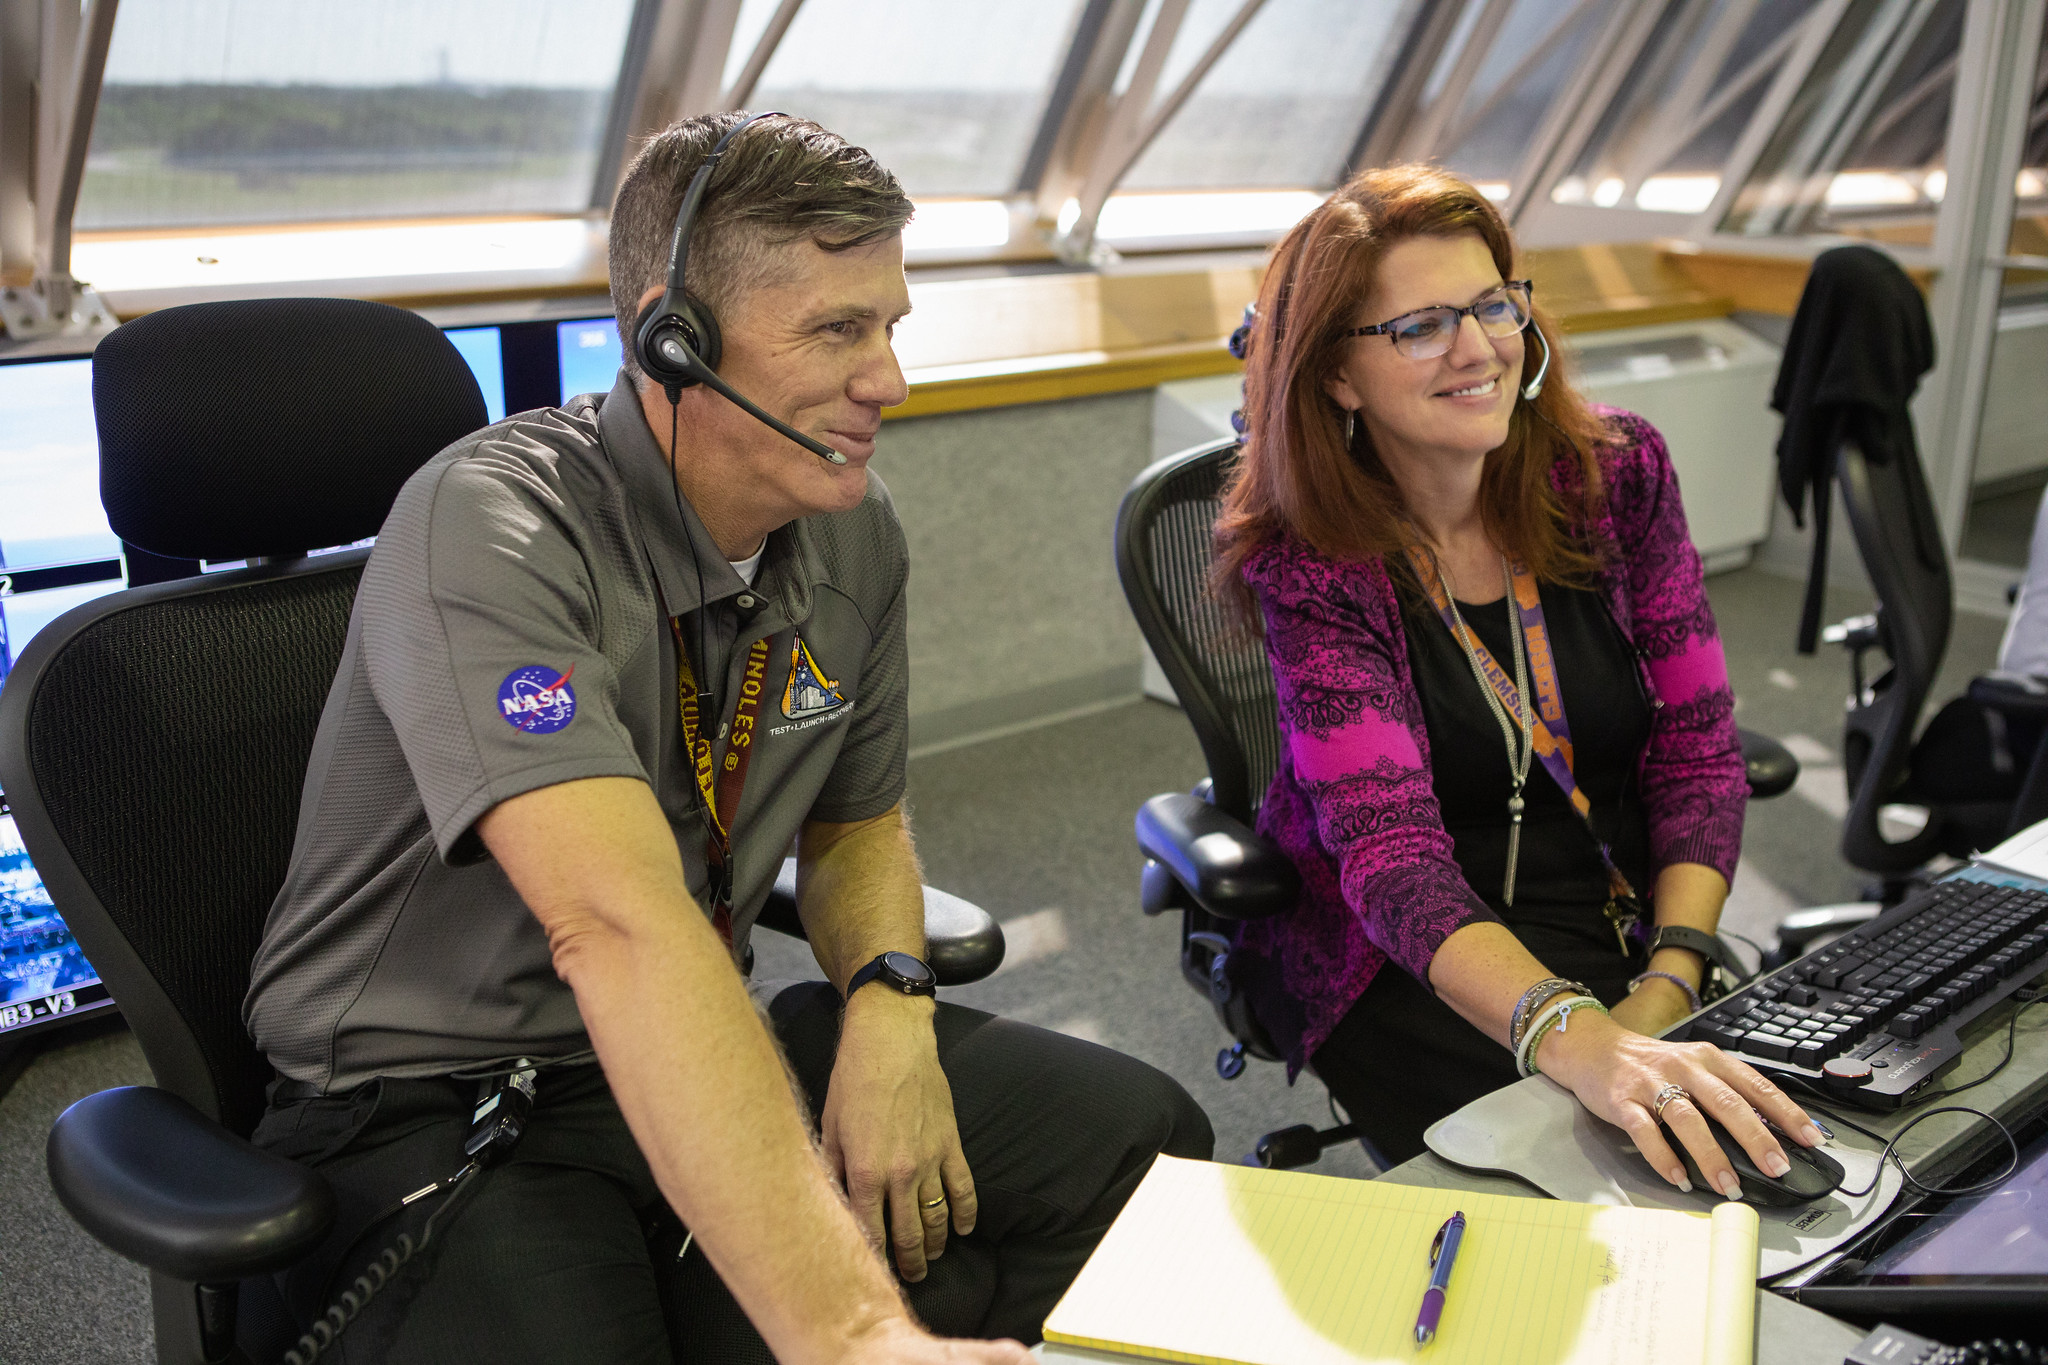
[1400, 578, 1654, 949]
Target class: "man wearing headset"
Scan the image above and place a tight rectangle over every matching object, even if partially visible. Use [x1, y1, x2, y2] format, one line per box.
[243, 112, 1211, 1363]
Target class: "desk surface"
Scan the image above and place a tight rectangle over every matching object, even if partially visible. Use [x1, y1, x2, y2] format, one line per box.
[1040, 993, 2048, 1365]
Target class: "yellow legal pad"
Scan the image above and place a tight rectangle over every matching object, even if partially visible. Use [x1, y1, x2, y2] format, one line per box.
[1043, 1155, 1759, 1365]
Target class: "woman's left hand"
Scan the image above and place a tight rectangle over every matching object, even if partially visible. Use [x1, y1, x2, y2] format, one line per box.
[1607, 976, 1695, 1037]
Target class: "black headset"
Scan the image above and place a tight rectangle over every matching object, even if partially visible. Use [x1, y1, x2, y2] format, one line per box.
[632, 110, 847, 465]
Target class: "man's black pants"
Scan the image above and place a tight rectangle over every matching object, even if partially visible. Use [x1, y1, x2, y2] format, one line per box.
[252, 983, 1213, 1363]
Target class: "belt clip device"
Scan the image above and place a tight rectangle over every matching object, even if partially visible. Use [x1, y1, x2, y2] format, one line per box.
[465, 1064, 538, 1168]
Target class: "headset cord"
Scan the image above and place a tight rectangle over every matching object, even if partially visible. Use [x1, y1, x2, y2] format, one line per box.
[281, 1158, 486, 1365]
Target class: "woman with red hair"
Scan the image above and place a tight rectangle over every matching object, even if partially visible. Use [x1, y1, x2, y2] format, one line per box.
[1216, 164, 1820, 1190]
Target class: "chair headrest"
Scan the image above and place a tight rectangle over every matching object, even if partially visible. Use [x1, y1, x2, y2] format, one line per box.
[93, 298, 489, 561]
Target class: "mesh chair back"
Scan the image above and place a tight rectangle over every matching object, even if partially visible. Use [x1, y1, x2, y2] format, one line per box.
[1836, 438, 1954, 872]
[0, 296, 485, 1136]
[1115, 439, 1278, 821]
[0, 560, 365, 1135]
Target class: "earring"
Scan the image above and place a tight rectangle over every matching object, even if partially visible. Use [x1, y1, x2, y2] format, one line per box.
[1345, 409, 1356, 446]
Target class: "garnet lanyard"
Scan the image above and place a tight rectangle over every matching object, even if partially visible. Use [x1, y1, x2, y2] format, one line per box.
[670, 616, 773, 944]
[1404, 546, 1644, 951]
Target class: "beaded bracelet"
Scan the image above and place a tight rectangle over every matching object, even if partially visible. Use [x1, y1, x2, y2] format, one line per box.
[1628, 969, 1703, 1015]
[1516, 995, 1610, 1079]
[1510, 977, 1591, 1051]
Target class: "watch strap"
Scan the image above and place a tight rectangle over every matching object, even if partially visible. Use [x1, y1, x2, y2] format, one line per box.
[1647, 925, 1741, 978]
[845, 952, 936, 1000]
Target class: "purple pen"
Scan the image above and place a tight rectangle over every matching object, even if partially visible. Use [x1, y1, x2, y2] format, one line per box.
[1413, 1211, 1466, 1345]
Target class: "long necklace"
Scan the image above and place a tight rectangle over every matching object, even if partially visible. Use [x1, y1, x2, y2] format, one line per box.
[1429, 548, 1535, 905]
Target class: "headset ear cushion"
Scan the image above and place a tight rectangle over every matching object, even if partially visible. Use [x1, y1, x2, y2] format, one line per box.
[631, 292, 723, 389]
[678, 290, 721, 374]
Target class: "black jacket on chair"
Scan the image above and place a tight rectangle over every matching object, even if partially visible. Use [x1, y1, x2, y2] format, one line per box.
[1771, 244, 1936, 653]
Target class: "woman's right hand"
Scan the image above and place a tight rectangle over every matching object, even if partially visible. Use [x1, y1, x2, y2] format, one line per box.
[1536, 1007, 1825, 1198]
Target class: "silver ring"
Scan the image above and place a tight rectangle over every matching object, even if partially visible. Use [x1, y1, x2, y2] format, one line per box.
[920, 1195, 947, 1210]
[1651, 1083, 1690, 1121]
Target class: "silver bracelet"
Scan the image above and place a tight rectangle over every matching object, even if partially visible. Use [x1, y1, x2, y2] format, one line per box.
[1515, 993, 1604, 1078]
[1510, 977, 1589, 1050]
[1628, 969, 1703, 1015]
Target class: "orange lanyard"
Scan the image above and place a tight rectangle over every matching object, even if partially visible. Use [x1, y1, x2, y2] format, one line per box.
[1404, 547, 1643, 948]
[671, 619, 773, 939]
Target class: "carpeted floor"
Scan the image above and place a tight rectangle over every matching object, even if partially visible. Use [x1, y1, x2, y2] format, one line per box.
[0, 565, 2008, 1363]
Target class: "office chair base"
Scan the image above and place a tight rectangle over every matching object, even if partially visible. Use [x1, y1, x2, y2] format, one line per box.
[1252, 1122, 1358, 1170]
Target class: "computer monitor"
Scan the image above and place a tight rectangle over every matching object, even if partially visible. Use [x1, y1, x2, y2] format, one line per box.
[557, 316, 622, 402]
[444, 325, 508, 423]
[0, 353, 127, 687]
[0, 801, 114, 1049]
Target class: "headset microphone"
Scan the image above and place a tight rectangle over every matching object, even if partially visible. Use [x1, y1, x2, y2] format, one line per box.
[633, 111, 848, 466]
[1520, 322, 1552, 401]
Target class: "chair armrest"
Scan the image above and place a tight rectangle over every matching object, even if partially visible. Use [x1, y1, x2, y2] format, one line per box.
[1135, 792, 1299, 920]
[1968, 672, 2048, 722]
[47, 1086, 335, 1284]
[755, 857, 1006, 987]
[1774, 902, 1881, 956]
[1738, 728, 1800, 800]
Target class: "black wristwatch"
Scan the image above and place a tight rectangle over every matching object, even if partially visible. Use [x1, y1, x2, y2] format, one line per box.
[1647, 925, 1741, 978]
[845, 950, 937, 1001]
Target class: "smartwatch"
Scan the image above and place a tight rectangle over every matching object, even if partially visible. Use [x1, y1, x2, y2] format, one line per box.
[1646, 925, 1724, 966]
[1646, 925, 1745, 990]
[846, 950, 937, 1001]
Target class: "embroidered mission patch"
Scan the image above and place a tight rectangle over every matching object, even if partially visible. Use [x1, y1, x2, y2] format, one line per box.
[781, 634, 846, 720]
[497, 663, 578, 734]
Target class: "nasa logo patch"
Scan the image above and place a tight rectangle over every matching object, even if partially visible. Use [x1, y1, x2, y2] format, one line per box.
[497, 664, 577, 734]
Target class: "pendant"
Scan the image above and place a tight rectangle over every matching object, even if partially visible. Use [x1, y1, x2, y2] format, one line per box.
[1503, 790, 1524, 907]
[1603, 898, 1637, 955]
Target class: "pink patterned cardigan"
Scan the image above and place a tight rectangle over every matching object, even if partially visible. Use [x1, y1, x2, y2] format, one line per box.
[1238, 409, 1746, 1074]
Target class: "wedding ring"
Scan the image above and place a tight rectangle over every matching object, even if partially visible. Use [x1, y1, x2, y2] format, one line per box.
[921, 1195, 948, 1209]
[1651, 1083, 1690, 1120]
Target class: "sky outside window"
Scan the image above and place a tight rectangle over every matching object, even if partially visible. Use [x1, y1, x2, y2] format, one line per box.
[741, 0, 1086, 198]
[1121, 0, 1410, 191]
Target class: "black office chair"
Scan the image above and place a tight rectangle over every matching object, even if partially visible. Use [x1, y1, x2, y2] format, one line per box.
[1114, 437, 1801, 1170]
[1777, 251, 2048, 912]
[0, 298, 1002, 1365]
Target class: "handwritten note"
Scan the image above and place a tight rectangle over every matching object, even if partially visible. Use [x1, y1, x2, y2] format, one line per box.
[1042, 1156, 1756, 1365]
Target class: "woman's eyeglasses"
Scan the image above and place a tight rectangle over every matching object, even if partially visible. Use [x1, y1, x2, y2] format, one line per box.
[1345, 280, 1534, 360]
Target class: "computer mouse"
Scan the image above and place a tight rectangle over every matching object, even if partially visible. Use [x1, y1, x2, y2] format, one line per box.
[1654, 1110, 1845, 1207]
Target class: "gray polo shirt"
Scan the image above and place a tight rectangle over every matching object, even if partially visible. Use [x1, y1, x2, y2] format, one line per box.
[245, 375, 909, 1091]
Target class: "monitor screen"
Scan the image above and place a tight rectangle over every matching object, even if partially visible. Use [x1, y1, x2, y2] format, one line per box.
[557, 317, 621, 402]
[1, 807, 112, 1040]
[1861, 1126, 2048, 1280]
[444, 325, 508, 423]
[0, 356, 127, 686]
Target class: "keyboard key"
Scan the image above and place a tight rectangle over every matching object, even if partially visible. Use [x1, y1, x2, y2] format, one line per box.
[1893, 1012, 1929, 1039]
[1741, 1033, 1795, 1061]
[1783, 984, 1820, 1006]
[1696, 1024, 1745, 1050]
[1815, 957, 1866, 988]
[1791, 1040, 1829, 1067]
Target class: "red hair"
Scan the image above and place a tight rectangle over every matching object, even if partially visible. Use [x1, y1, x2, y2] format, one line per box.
[1213, 164, 1607, 611]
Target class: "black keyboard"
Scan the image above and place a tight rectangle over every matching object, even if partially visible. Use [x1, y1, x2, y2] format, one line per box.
[1673, 869, 2048, 1108]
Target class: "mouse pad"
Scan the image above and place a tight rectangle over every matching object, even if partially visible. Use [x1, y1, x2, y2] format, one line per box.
[1424, 1074, 1901, 1280]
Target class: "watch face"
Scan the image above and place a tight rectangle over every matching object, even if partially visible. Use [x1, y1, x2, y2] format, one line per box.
[882, 951, 936, 988]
